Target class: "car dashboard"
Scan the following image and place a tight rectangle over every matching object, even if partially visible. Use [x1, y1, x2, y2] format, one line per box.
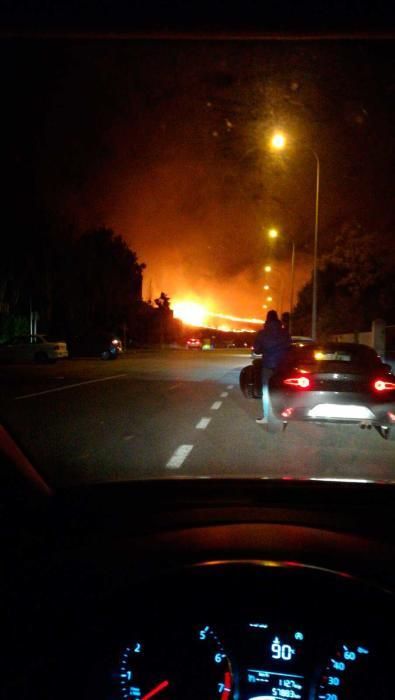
[2, 479, 395, 700]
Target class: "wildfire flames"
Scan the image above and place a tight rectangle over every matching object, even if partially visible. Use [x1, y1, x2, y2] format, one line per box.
[172, 299, 263, 330]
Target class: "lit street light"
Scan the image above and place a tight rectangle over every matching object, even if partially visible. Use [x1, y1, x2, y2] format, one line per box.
[263, 266, 284, 314]
[271, 132, 320, 340]
[271, 132, 286, 150]
[266, 226, 296, 334]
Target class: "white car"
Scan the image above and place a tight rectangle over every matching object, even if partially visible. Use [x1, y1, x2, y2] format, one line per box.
[0, 334, 69, 363]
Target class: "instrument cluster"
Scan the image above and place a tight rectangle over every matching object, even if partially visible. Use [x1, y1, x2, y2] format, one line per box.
[80, 563, 394, 700]
[110, 620, 379, 700]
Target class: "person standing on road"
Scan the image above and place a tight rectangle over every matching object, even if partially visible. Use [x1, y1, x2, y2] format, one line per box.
[253, 309, 291, 424]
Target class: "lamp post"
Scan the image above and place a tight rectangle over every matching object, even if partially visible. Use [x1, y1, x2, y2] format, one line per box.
[271, 133, 320, 340]
[310, 148, 320, 341]
[262, 266, 284, 315]
[266, 226, 296, 334]
[289, 239, 296, 335]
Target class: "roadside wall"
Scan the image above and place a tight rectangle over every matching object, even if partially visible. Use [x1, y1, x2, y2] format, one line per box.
[331, 331, 372, 345]
[331, 320, 395, 371]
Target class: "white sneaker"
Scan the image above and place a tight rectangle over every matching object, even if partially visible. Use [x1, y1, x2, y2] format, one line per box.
[256, 417, 268, 424]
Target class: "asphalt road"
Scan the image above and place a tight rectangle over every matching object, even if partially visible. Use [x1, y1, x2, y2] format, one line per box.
[0, 349, 394, 487]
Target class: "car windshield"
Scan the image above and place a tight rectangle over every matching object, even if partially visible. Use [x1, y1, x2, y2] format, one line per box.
[282, 344, 383, 368]
[1, 24, 395, 488]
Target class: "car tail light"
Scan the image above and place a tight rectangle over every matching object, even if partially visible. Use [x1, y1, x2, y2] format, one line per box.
[284, 376, 310, 389]
[281, 407, 294, 418]
[373, 379, 395, 392]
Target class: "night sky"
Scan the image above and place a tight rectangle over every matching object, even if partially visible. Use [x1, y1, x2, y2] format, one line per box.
[2, 37, 395, 318]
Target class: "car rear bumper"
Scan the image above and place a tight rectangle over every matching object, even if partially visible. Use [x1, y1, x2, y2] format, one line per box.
[270, 389, 395, 426]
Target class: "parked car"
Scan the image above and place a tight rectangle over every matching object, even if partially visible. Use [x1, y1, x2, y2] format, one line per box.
[186, 337, 202, 350]
[291, 335, 315, 346]
[202, 337, 215, 350]
[67, 332, 123, 360]
[240, 342, 395, 439]
[0, 334, 68, 363]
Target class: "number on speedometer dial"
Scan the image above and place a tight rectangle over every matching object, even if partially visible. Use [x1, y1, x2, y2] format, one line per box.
[316, 642, 370, 700]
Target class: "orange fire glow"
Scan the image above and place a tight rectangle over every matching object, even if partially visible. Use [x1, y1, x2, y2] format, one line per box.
[172, 300, 210, 327]
[172, 298, 264, 329]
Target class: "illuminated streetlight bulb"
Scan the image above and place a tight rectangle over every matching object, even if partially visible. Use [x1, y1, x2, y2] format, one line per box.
[271, 132, 286, 150]
[268, 228, 278, 239]
[263, 284, 270, 290]
[264, 265, 272, 272]
[267, 296, 273, 302]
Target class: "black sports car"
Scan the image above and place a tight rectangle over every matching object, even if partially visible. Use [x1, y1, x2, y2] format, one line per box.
[240, 342, 395, 439]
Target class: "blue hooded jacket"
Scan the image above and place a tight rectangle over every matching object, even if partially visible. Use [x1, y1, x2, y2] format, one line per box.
[253, 316, 291, 369]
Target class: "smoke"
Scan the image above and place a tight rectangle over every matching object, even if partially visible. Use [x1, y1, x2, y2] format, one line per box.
[109, 156, 312, 318]
[6, 39, 315, 318]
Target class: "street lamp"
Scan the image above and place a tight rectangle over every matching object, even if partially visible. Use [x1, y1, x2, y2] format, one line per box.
[271, 132, 320, 340]
[271, 132, 286, 150]
[266, 226, 296, 334]
[263, 266, 284, 314]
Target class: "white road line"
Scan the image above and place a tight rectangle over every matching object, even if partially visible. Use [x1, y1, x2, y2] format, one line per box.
[166, 444, 194, 469]
[15, 374, 128, 400]
[211, 401, 222, 410]
[196, 417, 211, 430]
[220, 391, 229, 398]
[227, 384, 234, 390]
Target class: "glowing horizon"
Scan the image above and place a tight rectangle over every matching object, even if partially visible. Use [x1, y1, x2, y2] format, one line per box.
[172, 297, 263, 330]
[208, 311, 264, 324]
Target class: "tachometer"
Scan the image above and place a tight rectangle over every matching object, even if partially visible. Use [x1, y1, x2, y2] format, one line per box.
[113, 625, 232, 700]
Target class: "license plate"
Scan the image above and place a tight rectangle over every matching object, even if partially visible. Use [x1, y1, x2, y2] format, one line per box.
[308, 404, 375, 419]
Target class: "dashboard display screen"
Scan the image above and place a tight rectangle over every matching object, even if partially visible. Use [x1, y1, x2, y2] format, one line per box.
[242, 622, 305, 700]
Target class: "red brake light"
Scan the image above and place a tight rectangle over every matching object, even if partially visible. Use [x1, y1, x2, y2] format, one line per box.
[284, 376, 310, 389]
[373, 379, 395, 392]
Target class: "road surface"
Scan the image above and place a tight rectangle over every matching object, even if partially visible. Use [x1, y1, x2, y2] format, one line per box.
[0, 349, 394, 487]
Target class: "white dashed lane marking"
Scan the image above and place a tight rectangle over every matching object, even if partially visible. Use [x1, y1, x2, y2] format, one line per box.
[165, 381, 233, 469]
[196, 417, 211, 430]
[166, 444, 194, 469]
[15, 374, 128, 400]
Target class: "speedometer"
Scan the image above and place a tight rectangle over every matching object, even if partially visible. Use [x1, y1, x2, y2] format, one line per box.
[315, 642, 371, 700]
[113, 625, 232, 700]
